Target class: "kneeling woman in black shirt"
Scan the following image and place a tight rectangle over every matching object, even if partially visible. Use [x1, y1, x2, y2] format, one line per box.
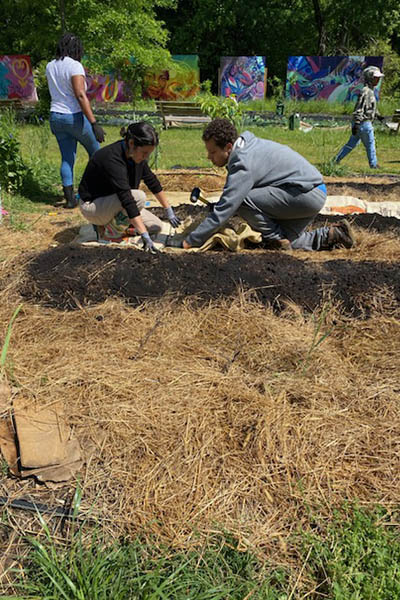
[78, 121, 180, 252]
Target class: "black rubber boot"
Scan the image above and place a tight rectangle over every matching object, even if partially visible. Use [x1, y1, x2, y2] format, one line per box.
[63, 185, 77, 209]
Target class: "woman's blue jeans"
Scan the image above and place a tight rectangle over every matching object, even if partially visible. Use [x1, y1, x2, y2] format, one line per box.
[50, 112, 100, 187]
[335, 120, 378, 168]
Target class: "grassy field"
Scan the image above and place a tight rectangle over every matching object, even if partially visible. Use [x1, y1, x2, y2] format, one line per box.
[11, 119, 400, 213]
[19, 120, 400, 177]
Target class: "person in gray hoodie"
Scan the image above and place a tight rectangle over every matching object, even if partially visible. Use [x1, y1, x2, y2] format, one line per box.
[181, 118, 354, 251]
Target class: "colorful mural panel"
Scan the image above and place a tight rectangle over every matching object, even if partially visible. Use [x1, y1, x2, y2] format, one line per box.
[142, 55, 200, 101]
[0, 55, 37, 101]
[219, 56, 266, 102]
[85, 71, 131, 103]
[286, 56, 384, 103]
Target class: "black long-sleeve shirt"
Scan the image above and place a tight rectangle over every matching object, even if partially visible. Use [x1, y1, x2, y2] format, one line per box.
[78, 140, 162, 218]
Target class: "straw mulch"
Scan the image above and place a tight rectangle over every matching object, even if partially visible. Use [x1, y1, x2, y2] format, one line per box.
[1, 250, 400, 567]
[0, 194, 400, 583]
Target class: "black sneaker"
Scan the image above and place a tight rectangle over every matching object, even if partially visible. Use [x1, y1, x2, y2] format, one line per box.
[325, 220, 355, 250]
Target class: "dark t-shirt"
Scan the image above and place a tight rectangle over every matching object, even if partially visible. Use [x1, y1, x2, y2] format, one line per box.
[78, 140, 162, 218]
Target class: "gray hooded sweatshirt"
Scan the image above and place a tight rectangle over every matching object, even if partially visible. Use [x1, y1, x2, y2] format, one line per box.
[186, 131, 323, 247]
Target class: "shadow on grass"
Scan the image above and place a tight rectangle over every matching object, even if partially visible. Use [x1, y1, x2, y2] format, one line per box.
[53, 226, 81, 244]
[21, 170, 62, 207]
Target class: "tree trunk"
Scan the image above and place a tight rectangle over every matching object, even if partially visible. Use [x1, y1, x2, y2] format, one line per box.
[312, 0, 326, 54]
[59, 0, 66, 33]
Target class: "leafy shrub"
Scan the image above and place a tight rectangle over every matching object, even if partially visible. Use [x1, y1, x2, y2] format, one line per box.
[0, 111, 28, 192]
[31, 60, 51, 120]
[360, 39, 400, 100]
[196, 93, 245, 130]
[267, 75, 285, 99]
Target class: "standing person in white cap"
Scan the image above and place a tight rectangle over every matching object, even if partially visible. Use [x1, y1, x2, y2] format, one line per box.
[334, 65, 384, 169]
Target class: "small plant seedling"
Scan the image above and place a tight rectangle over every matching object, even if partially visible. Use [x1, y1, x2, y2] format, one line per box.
[1, 304, 23, 377]
[300, 301, 335, 373]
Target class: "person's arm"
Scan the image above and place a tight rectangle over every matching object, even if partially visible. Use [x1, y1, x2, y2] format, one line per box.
[71, 74, 96, 123]
[154, 190, 169, 209]
[71, 75, 105, 142]
[129, 214, 146, 234]
[184, 155, 254, 248]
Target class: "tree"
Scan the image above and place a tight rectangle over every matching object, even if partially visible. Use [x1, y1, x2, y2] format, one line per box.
[0, 0, 176, 83]
[157, 0, 400, 93]
[312, 0, 327, 55]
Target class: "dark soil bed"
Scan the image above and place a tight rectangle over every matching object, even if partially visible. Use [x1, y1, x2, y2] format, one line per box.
[151, 204, 400, 236]
[20, 244, 400, 316]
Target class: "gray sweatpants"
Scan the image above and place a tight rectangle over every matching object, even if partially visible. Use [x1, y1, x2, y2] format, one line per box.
[237, 185, 329, 251]
[79, 189, 163, 234]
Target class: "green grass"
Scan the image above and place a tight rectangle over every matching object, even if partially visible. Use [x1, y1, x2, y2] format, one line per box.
[4, 117, 399, 217]
[8, 523, 289, 600]
[302, 505, 400, 599]
[128, 95, 400, 118]
[5, 505, 400, 599]
[240, 96, 400, 118]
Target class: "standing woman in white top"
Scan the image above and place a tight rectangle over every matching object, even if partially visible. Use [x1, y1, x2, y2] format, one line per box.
[46, 33, 105, 208]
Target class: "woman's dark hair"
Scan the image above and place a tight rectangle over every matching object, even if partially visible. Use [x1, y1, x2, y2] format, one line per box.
[56, 33, 83, 62]
[120, 122, 159, 147]
[202, 118, 238, 148]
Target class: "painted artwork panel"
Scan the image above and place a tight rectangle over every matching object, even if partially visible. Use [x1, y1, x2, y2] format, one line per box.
[286, 56, 384, 102]
[0, 55, 37, 101]
[85, 71, 131, 103]
[142, 55, 200, 100]
[220, 56, 266, 102]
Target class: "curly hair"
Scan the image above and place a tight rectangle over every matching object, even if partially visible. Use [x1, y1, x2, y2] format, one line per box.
[120, 121, 159, 147]
[202, 118, 238, 148]
[56, 33, 83, 62]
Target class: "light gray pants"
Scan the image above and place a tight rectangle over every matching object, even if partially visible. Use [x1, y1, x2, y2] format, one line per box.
[237, 185, 329, 251]
[79, 189, 163, 234]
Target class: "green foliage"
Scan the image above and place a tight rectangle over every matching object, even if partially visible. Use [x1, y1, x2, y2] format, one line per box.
[300, 301, 335, 373]
[0, 0, 176, 102]
[31, 60, 51, 120]
[197, 94, 245, 131]
[13, 523, 289, 599]
[10, 504, 400, 599]
[0, 305, 22, 376]
[158, 0, 400, 91]
[359, 38, 400, 100]
[268, 76, 285, 99]
[319, 158, 353, 177]
[200, 80, 213, 95]
[302, 506, 400, 599]
[0, 111, 29, 193]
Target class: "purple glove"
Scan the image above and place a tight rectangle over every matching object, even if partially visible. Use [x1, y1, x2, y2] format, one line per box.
[165, 206, 181, 228]
[141, 232, 158, 254]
